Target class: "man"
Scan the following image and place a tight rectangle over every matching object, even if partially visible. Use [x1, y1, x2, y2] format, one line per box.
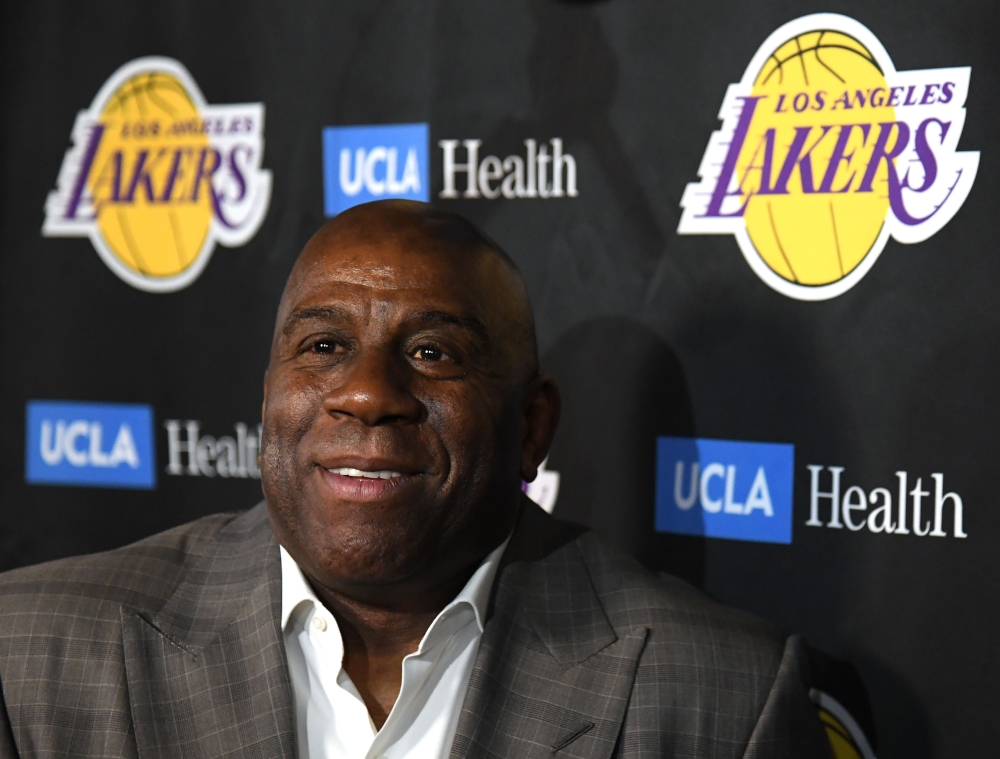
[0, 201, 831, 758]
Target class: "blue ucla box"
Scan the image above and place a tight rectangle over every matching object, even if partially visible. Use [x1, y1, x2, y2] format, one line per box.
[26, 400, 156, 489]
[655, 436, 794, 544]
[323, 123, 429, 216]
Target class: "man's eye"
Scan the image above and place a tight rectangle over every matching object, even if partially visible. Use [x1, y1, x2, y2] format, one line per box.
[414, 345, 445, 362]
[312, 339, 339, 353]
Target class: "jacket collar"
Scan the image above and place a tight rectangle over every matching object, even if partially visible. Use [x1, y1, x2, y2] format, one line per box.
[121, 498, 646, 759]
[492, 496, 619, 666]
[452, 497, 648, 759]
[136, 497, 611, 663]
[138, 501, 280, 653]
[121, 503, 296, 759]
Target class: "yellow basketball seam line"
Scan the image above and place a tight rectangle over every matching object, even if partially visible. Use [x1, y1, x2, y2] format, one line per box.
[798, 42, 880, 74]
[766, 201, 798, 283]
[168, 209, 187, 270]
[813, 32, 847, 84]
[794, 36, 810, 86]
[829, 202, 845, 277]
[145, 74, 180, 118]
[155, 76, 197, 110]
[759, 32, 882, 86]
[762, 54, 784, 86]
[116, 210, 151, 277]
[130, 77, 148, 120]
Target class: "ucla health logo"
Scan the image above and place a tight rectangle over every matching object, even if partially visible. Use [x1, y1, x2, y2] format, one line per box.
[43, 57, 272, 292]
[678, 14, 979, 300]
[656, 437, 794, 544]
[323, 123, 429, 216]
[26, 401, 156, 489]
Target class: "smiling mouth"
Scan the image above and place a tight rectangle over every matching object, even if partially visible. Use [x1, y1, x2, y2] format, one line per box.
[318, 464, 420, 501]
[327, 467, 404, 480]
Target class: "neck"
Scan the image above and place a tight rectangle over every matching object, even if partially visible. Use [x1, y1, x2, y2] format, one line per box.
[306, 568, 475, 730]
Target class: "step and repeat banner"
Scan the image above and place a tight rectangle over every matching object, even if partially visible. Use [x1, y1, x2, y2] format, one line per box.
[1, 1, 994, 756]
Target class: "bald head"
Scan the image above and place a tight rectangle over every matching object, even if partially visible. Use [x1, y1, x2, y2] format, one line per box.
[279, 200, 538, 384]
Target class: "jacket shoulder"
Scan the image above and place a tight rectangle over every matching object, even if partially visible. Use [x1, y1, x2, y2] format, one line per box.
[573, 529, 787, 657]
[570, 532, 827, 756]
[0, 510, 246, 636]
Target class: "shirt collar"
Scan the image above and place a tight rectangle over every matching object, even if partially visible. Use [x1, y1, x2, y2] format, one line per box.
[280, 534, 511, 635]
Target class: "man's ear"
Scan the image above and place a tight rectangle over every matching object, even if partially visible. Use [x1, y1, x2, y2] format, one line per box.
[520, 375, 561, 482]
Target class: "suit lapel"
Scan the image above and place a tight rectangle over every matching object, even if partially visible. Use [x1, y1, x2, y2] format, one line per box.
[121, 504, 296, 759]
[451, 500, 648, 759]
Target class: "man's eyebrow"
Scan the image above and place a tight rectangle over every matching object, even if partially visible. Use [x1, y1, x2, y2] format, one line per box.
[412, 310, 492, 346]
[282, 305, 353, 337]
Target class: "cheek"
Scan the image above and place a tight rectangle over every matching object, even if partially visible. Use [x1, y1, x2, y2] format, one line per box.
[425, 383, 517, 484]
[262, 376, 325, 473]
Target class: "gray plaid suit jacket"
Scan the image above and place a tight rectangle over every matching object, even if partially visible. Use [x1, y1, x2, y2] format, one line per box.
[0, 499, 830, 758]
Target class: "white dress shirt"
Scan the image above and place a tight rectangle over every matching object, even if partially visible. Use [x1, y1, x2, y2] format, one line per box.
[280, 537, 510, 759]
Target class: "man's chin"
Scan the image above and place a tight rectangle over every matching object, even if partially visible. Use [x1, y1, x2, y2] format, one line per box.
[299, 538, 443, 599]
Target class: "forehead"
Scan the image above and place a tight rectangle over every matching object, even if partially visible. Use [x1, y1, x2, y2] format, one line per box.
[280, 239, 498, 322]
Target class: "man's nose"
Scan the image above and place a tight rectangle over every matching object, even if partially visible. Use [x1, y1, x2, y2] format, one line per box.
[322, 347, 423, 426]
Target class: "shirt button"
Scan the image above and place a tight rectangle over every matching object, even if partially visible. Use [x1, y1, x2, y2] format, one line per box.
[312, 616, 328, 632]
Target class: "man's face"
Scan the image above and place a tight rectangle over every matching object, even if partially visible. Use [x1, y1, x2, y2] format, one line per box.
[262, 234, 532, 599]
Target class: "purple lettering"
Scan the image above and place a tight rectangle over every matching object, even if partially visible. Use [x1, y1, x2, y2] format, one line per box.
[852, 90, 867, 108]
[920, 84, 940, 105]
[201, 146, 252, 230]
[903, 85, 918, 106]
[813, 91, 827, 111]
[700, 96, 764, 217]
[189, 148, 222, 202]
[887, 87, 904, 107]
[209, 182, 240, 229]
[774, 94, 788, 113]
[768, 125, 832, 194]
[123, 149, 168, 203]
[858, 122, 910, 193]
[83, 150, 124, 215]
[939, 82, 955, 104]
[160, 148, 192, 202]
[870, 88, 887, 107]
[888, 118, 952, 225]
[62, 124, 105, 220]
[227, 145, 250, 202]
[793, 93, 809, 112]
[831, 91, 852, 111]
[744, 128, 779, 195]
[819, 124, 871, 193]
[889, 118, 951, 226]
[903, 118, 949, 192]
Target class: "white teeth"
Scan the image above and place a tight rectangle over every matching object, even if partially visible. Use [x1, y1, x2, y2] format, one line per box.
[328, 467, 403, 479]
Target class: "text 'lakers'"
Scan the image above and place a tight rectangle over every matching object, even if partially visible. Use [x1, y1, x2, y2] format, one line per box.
[678, 13, 978, 300]
[43, 57, 271, 292]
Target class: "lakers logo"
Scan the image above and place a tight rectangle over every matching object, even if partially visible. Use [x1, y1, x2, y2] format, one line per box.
[811, 689, 876, 759]
[678, 14, 979, 300]
[43, 57, 271, 292]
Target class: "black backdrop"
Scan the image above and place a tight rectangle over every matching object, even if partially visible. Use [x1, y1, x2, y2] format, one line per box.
[2, 1, 996, 756]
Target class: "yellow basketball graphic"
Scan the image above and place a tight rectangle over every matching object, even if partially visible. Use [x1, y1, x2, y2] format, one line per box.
[739, 32, 893, 286]
[812, 690, 876, 759]
[677, 13, 979, 300]
[43, 57, 271, 292]
[820, 707, 864, 759]
[88, 72, 212, 280]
